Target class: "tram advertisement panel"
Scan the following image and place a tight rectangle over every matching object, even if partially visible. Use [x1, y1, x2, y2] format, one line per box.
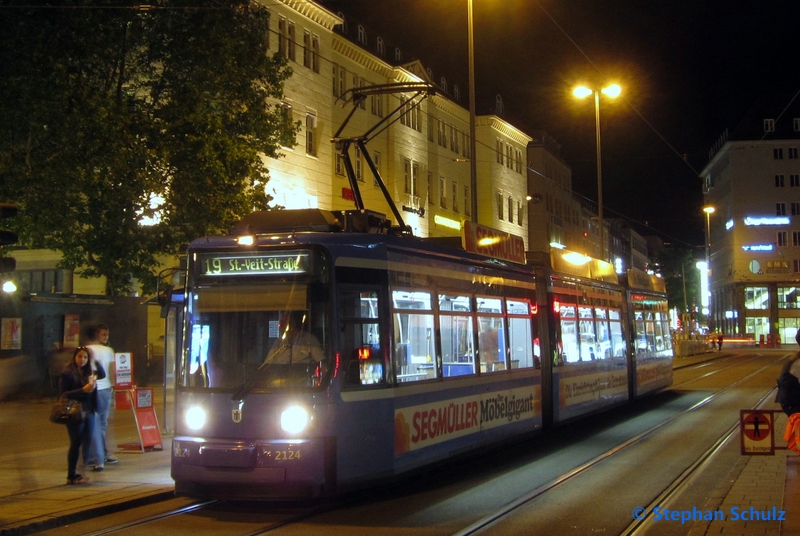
[394, 386, 541, 455]
[635, 358, 673, 396]
[554, 364, 629, 422]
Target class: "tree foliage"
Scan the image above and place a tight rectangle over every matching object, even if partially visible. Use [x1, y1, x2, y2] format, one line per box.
[0, 0, 297, 295]
[656, 246, 702, 315]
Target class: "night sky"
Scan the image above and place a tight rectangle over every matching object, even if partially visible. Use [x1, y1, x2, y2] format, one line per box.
[320, 0, 800, 249]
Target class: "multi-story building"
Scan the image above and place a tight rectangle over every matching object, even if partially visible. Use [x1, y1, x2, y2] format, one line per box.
[702, 95, 800, 344]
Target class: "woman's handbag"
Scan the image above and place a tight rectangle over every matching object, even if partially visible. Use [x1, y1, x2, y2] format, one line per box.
[49, 397, 83, 425]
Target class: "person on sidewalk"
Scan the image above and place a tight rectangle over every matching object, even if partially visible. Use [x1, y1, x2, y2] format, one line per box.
[59, 346, 104, 485]
[717, 333, 724, 352]
[87, 323, 118, 471]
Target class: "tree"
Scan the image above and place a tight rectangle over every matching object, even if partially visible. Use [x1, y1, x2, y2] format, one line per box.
[0, 0, 297, 295]
[656, 245, 702, 318]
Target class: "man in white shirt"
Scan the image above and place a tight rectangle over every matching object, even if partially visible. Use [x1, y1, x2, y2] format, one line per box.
[88, 323, 118, 471]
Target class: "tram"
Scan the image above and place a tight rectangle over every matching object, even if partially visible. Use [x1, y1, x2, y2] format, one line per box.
[170, 83, 672, 499]
[170, 208, 673, 499]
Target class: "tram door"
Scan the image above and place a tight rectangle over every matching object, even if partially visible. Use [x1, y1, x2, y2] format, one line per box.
[338, 287, 384, 386]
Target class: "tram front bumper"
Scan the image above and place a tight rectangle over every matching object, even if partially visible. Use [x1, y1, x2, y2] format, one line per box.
[172, 437, 328, 497]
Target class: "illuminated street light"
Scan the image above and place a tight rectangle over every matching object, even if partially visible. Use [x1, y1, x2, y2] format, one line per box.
[703, 205, 715, 327]
[573, 84, 622, 261]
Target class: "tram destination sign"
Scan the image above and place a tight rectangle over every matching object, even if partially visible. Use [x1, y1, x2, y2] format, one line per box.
[198, 252, 309, 276]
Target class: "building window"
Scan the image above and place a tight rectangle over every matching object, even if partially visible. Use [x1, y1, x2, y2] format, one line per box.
[790, 147, 799, 159]
[793, 203, 800, 216]
[305, 114, 317, 157]
[353, 76, 365, 109]
[497, 191, 504, 220]
[745, 286, 769, 309]
[452, 181, 458, 213]
[778, 231, 789, 247]
[394, 47, 402, 62]
[775, 147, 784, 159]
[403, 159, 411, 193]
[793, 231, 800, 246]
[287, 21, 296, 61]
[792, 174, 800, 187]
[515, 149, 523, 173]
[765, 119, 775, 132]
[795, 260, 800, 273]
[370, 94, 383, 117]
[464, 186, 470, 217]
[376, 37, 385, 56]
[278, 17, 287, 57]
[334, 142, 344, 175]
[508, 196, 514, 222]
[332, 64, 345, 97]
[454, 85, 460, 102]
[440, 77, 447, 93]
[16, 269, 65, 294]
[279, 102, 293, 147]
[517, 201, 524, 225]
[776, 174, 786, 187]
[311, 35, 320, 72]
[427, 172, 432, 205]
[462, 132, 469, 158]
[354, 146, 362, 182]
[439, 176, 446, 208]
[438, 120, 447, 147]
[411, 162, 419, 197]
[303, 31, 311, 68]
[795, 118, 800, 132]
[372, 152, 381, 186]
[496, 139, 503, 164]
[357, 25, 367, 44]
[777, 202, 787, 215]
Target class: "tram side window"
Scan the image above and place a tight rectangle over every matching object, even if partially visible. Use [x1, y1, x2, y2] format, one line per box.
[594, 307, 611, 359]
[439, 293, 476, 377]
[559, 304, 579, 364]
[578, 306, 598, 361]
[634, 311, 647, 352]
[507, 298, 537, 368]
[340, 289, 384, 387]
[478, 297, 506, 372]
[609, 309, 625, 357]
[393, 290, 437, 382]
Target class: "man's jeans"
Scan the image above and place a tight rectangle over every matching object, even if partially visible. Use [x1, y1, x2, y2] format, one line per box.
[91, 388, 112, 466]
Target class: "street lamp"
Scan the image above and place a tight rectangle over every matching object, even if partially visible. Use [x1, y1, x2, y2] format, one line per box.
[573, 83, 621, 261]
[703, 205, 715, 321]
[467, 0, 478, 223]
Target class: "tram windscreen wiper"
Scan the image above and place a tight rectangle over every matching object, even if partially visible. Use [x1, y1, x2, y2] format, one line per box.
[231, 344, 290, 401]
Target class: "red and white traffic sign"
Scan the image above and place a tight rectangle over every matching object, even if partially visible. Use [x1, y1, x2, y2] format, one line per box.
[740, 410, 774, 455]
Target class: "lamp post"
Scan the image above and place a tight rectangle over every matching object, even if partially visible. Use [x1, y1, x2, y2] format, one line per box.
[573, 84, 621, 261]
[703, 205, 715, 326]
[468, 0, 478, 223]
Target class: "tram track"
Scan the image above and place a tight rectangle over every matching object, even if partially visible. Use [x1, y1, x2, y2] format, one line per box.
[450, 352, 784, 536]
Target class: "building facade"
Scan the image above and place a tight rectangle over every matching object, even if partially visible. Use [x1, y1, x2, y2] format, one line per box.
[702, 96, 800, 344]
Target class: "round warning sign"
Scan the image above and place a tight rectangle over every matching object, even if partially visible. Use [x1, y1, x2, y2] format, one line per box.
[742, 412, 771, 441]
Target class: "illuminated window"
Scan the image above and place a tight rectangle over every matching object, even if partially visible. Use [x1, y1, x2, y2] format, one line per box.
[744, 287, 769, 310]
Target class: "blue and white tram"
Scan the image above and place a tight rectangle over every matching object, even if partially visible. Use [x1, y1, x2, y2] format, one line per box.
[171, 209, 545, 499]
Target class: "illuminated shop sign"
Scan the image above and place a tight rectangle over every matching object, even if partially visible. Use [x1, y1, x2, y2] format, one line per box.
[743, 216, 790, 226]
[197, 252, 309, 276]
[741, 244, 774, 251]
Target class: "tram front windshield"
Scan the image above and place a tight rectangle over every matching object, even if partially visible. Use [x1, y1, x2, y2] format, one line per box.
[180, 281, 330, 391]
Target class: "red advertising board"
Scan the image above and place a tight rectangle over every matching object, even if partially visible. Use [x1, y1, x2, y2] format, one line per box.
[119, 388, 163, 452]
[114, 352, 134, 410]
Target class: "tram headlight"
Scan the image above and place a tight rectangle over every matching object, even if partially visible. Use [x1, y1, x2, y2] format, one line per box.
[280, 405, 309, 435]
[185, 405, 207, 431]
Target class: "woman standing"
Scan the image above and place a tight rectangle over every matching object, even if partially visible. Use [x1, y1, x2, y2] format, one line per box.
[59, 346, 105, 485]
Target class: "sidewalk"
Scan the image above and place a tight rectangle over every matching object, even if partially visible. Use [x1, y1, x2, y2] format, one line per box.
[0, 394, 174, 536]
[0, 351, 797, 535]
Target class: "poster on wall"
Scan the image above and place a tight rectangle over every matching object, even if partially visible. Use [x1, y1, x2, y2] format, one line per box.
[1, 318, 22, 350]
[63, 314, 80, 349]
